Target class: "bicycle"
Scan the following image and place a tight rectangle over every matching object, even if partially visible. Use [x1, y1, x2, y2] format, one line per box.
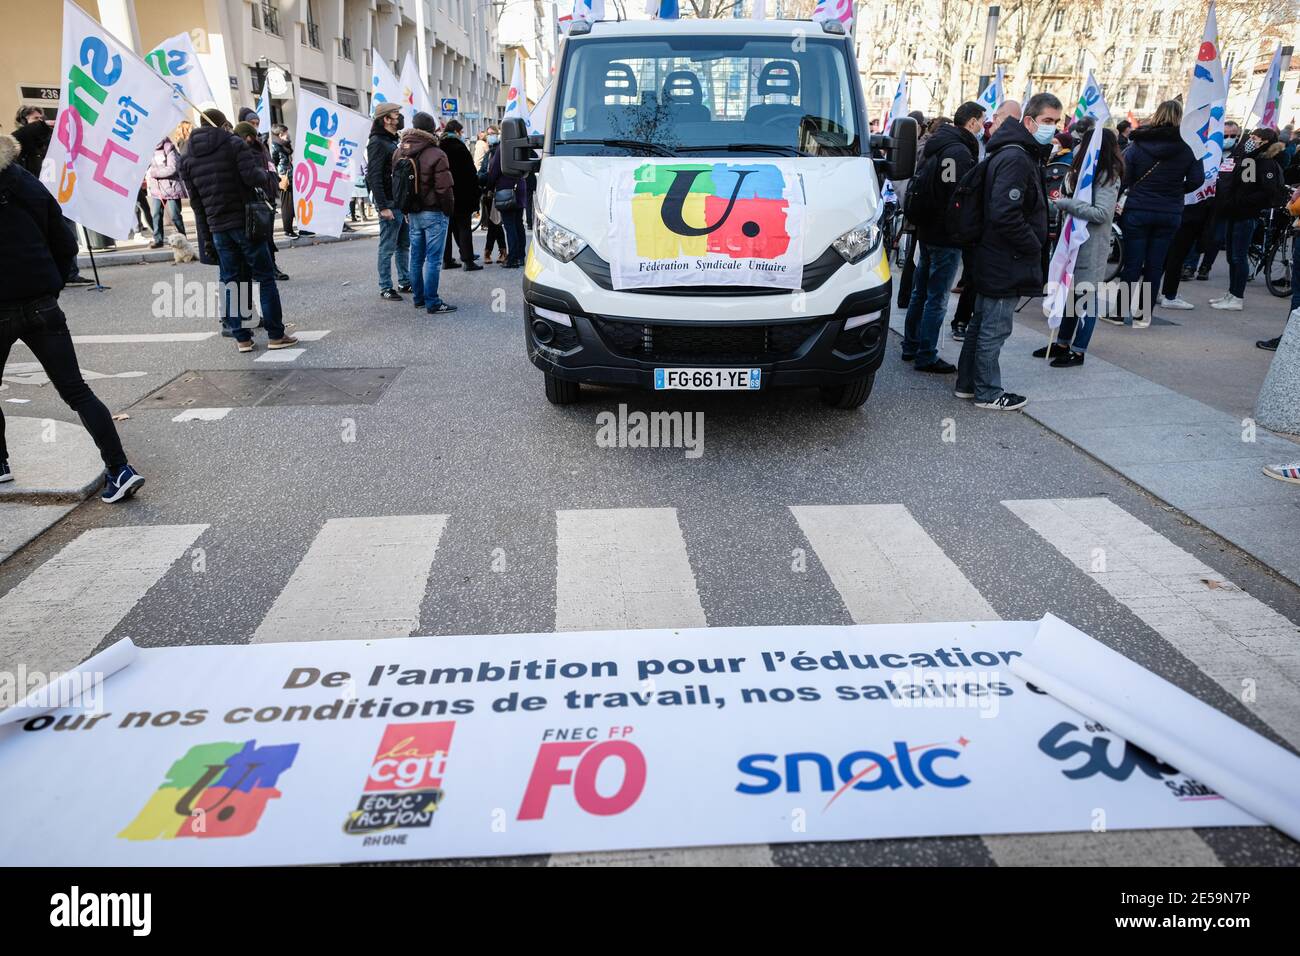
[1247, 206, 1291, 298]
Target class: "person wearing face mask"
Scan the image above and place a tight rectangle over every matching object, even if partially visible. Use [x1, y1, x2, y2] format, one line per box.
[439, 120, 483, 271]
[1183, 120, 1241, 282]
[1107, 100, 1203, 329]
[367, 103, 412, 301]
[955, 92, 1063, 411]
[478, 130, 508, 264]
[1158, 121, 1239, 311]
[1211, 127, 1288, 311]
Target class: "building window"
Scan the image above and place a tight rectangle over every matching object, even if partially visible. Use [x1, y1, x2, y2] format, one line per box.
[1135, 83, 1149, 109]
[1162, 49, 1175, 72]
[305, 1, 321, 50]
[1149, 13, 1161, 33]
[1171, 13, 1183, 33]
[260, 3, 281, 38]
[340, 36, 353, 61]
[872, 80, 885, 97]
[963, 44, 975, 65]
[1051, 9, 1064, 31]
[251, 2, 261, 30]
[1141, 49, 1154, 73]
[1110, 11, 1120, 33]
[1223, 51, 1236, 77]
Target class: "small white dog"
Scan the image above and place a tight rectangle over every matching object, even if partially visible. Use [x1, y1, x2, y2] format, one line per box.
[168, 233, 198, 263]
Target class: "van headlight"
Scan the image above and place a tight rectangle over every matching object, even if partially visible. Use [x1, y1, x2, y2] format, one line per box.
[535, 212, 588, 263]
[831, 223, 882, 264]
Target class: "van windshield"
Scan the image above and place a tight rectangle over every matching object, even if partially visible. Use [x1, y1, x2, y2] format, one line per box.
[552, 35, 862, 158]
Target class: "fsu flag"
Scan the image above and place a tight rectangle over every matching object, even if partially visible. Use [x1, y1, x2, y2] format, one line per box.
[977, 66, 1005, 115]
[1251, 44, 1284, 130]
[1179, 3, 1228, 204]
[143, 31, 217, 117]
[371, 50, 404, 122]
[1043, 124, 1103, 331]
[40, 1, 183, 239]
[400, 52, 435, 120]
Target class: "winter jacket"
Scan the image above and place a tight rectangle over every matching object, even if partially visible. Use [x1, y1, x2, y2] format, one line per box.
[913, 123, 979, 247]
[1053, 170, 1120, 287]
[1120, 125, 1203, 217]
[0, 134, 77, 304]
[366, 122, 400, 210]
[270, 135, 293, 179]
[393, 128, 454, 216]
[972, 118, 1049, 298]
[440, 134, 482, 218]
[179, 124, 277, 235]
[1215, 140, 1287, 221]
[12, 120, 51, 175]
[146, 137, 187, 201]
[485, 145, 528, 211]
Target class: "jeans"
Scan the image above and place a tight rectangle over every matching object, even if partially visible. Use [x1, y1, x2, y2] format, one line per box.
[408, 210, 449, 308]
[0, 298, 127, 471]
[1056, 289, 1098, 353]
[956, 295, 1016, 402]
[1225, 217, 1256, 299]
[1292, 231, 1300, 313]
[211, 229, 286, 341]
[377, 210, 411, 292]
[501, 208, 526, 265]
[149, 197, 185, 245]
[902, 243, 962, 366]
[1119, 207, 1181, 321]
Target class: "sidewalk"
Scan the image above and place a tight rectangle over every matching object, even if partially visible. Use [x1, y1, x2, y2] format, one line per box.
[891, 266, 1300, 588]
[77, 205, 380, 270]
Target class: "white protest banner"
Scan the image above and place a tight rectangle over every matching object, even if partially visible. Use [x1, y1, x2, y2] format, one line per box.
[40, 1, 186, 240]
[503, 56, 528, 124]
[1071, 70, 1110, 126]
[1043, 124, 1103, 331]
[371, 50, 404, 121]
[1180, 3, 1228, 205]
[0, 618, 1268, 866]
[1250, 44, 1283, 130]
[143, 30, 217, 118]
[400, 52, 435, 121]
[291, 88, 370, 238]
[527, 84, 552, 138]
[609, 159, 805, 291]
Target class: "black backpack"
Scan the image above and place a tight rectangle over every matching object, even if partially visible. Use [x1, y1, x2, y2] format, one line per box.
[391, 155, 421, 213]
[944, 157, 990, 246]
[902, 152, 942, 228]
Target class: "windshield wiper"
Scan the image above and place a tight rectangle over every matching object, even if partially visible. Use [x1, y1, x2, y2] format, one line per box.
[675, 143, 811, 157]
[554, 138, 676, 157]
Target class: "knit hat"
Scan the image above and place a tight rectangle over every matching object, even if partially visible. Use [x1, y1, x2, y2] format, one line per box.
[238, 107, 258, 124]
[413, 111, 436, 132]
[233, 121, 258, 139]
[202, 108, 229, 129]
[373, 102, 401, 121]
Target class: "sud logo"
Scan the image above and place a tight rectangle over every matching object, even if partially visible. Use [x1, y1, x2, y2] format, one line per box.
[517, 726, 645, 820]
[736, 739, 972, 809]
[118, 739, 298, 840]
[344, 721, 454, 840]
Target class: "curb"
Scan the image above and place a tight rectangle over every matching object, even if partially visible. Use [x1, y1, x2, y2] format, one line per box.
[76, 228, 379, 270]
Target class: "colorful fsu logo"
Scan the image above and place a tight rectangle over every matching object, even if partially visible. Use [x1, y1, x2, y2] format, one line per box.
[344, 722, 454, 835]
[118, 740, 299, 841]
[631, 163, 792, 261]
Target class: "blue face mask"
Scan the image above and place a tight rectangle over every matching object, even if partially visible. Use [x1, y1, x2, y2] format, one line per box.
[1223, 137, 1238, 150]
[1031, 120, 1058, 146]
[488, 134, 500, 145]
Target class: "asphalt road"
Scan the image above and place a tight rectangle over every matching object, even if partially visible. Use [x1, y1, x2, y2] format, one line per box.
[2, 234, 1298, 866]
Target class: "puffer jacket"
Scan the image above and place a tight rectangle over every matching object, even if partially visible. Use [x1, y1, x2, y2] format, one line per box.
[1215, 140, 1287, 221]
[146, 137, 187, 201]
[972, 118, 1049, 298]
[366, 121, 400, 210]
[1053, 170, 1120, 286]
[179, 123, 276, 234]
[0, 133, 77, 303]
[270, 134, 293, 178]
[393, 128, 454, 216]
[1121, 125, 1203, 217]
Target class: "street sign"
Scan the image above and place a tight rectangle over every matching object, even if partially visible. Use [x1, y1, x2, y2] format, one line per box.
[440, 97, 458, 114]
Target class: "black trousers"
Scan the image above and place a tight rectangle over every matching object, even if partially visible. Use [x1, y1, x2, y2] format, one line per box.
[280, 185, 295, 234]
[0, 297, 127, 471]
[954, 248, 976, 327]
[443, 206, 476, 265]
[1161, 204, 1214, 299]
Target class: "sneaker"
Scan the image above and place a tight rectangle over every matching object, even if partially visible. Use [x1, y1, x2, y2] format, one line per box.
[412, 300, 425, 309]
[951, 323, 968, 341]
[900, 351, 915, 362]
[65, 275, 94, 286]
[1210, 294, 1243, 311]
[380, 289, 403, 301]
[427, 303, 458, 315]
[149, 241, 165, 249]
[101, 465, 145, 503]
[975, 392, 1028, 410]
[464, 263, 483, 271]
[1180, 265, 1195, 281]
[298, 230, 315, 237]
[267, 335, 300, 349]
[1099, 315, 1126, 326]
[236, 339, 254, 353]
[275, 270, 290, 281]
[1050, 350, 1085, 368]
[1256, 337, 1281, 351]
[1131, 316, 1152, 329]
[0, 459, 11, 483]
[1195, 270, 1209, 281]
[953, 388, 975, 399]
[397, 284, 413, 293]
[1263, 461, 1300, 484]
[1159, 295, 1194, 310]
[444, 261, 462, 269]
[1032, 343, 1071, 359]
[915, 358, 957, 374]
[284, 230, 300, 239]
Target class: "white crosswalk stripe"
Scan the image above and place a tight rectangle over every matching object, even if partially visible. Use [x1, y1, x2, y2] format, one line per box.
[251, 515, 448, 643]
[0, 524, 208, 675]
[554, 507, 706, 632]
[1004, 496, 1300, 750]
[791, 502, 1218, 867]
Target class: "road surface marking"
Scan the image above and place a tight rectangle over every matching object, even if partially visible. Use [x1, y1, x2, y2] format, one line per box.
[254, 349, 305, 363]
[554, 508, 707, 631]
[0, 524, 208, 675]
[70, 333, 217, 344]
[293, 330, 331, 341]
[251, 515, 448, 643]
[172, 408, 232, 422]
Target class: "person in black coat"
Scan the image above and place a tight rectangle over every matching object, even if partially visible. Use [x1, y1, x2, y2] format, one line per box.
[1211, 128, 1287, 310]
[0, 133, 144, 501]
[366, 102, 411, 299]
[440, 120, 482, 270]
[180, 110, 298, 352]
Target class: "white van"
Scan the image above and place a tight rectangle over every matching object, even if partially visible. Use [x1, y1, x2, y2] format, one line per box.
[500, 17, 916, 408]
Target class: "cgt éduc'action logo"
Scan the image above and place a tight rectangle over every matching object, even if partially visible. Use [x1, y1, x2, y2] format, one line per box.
[344, 721, 454, 839]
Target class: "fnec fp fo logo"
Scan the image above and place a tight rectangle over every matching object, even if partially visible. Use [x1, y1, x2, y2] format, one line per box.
[517, 726, 645, 820]
[344, 721, 455, 835]
[118, 739, 299, 840]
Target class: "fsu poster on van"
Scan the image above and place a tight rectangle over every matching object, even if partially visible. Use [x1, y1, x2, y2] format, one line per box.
[0, 619, 1266, 866]
[609, 161, 805, 291]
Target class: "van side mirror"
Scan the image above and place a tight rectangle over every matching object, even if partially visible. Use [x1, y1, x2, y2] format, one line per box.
[500, 117, 542, 177]
[885, 117, 917, 181]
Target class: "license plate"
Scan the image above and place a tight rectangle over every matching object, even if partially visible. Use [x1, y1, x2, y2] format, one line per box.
[654, 368, 761, 390]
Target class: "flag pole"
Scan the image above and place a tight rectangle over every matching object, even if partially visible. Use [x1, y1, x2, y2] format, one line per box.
[80, 226, 109, 292]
